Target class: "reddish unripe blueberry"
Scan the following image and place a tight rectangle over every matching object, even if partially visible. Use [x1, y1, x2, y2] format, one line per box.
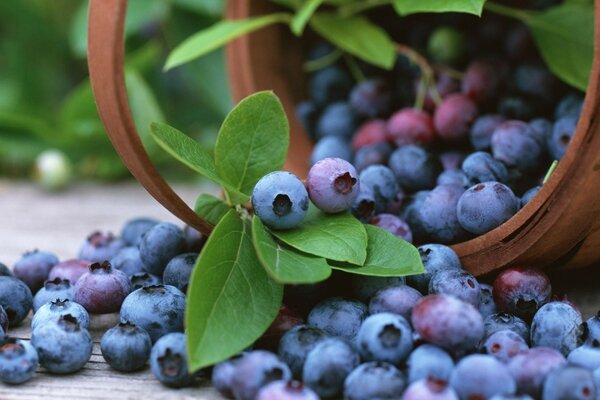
[493, 266, 552, 321]
[79, 231, 126, 263]
[484, 329, 529, 363]
[412, 294, 484, 354]
[507, 347, 566, 397]
[434, 94, 478, 141]
[369, 214, 413, 242]
[461, 61, 501, 105]
[352, 120, 388, 151]
[387, 108, 435, 147]
[306, 157, 360, 213]
[420, 72, 460, 112]
[74, 261, 132, 314]
[402, 378, 459, 400]
[48, 259, 90, 285]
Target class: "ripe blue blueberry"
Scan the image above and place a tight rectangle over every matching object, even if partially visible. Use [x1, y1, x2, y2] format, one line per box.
[353, 143, 393, 173]
[183, 225, 205, 253]
[542, 365, 596, 400]
[73, 261, 132, 314]
[484, 313, 530, 343]
[403, 378, 460, 400]
[303, 338, 360, 398]
[257, 380, 319, 400]
[493, 266, 552, 321]
[351, 186, 377, 222]
[0, 337, 39, 385]
[389, 145, 441, 192]
[310, 136, 352, 166]
[498, 96, 536, 121]
[130, 272, 162, 290]
[296, 101, 320, 140]
[139, 223, 186, 276]
[32, 278, 74, 312]
[120, 285, 185, 343]
[507, 347, 566, 397]
[14, 250, 59, 293]
[439, 151, 467, 171]
[278, 324, 328, 379]
[0, 305, 8, 332]
[520, 186, 541, 208]
[316, 102, 358, 140]
[582, 312, 600, 347]
[110, 247, 146, 277]
[479, 283, 498, 318]
[406, 344, 454, 384]
[484, 329, 529, 363]
[437, 169, 469, 188]
[555, 93, 583, 120]
[513, 64, 558, 101]
[449, 354, 516, 399]
[419, 185, 469, 244]
[0, 276, 33, 326]
[349, 79, 393, 118]
[31, 299, 90, 331]
[120, 217, 159, 246]
[343, 362, 406, 400]
[230, 350, 291, 400]
[309, 66, 352, 107]
[529, 118, 552, 146]
[307, 297, 367, 341]
[79, 231, 126, 264]
[369, 214, 413, 242]
[406, 244, 461, 294]
[31, 314, 92, 374]
[461, 151, 508, 185]
[399, 190, 430, 243]
[101, 321, 152, 372]
[368, 284, 422, 321]
[150, 332, 194, 388]
[491, 121, 544, 173]
[0, 263, 12, 277]
[428, 269, 480, 306]
[348, 275, 406, 303]
[470, 114, 506, 150]
[356, 312, 413, 364]
[358, 165, 401, 214]
[567, 345, 600, 371]
[306, 158, 360, 213]
[252, 171, 309, 230]
[163, 253, 197, 293]
[457, 182, 519, 235]
[548, 116, 577, 161]
[531, 301, 583, 355]
[212, 354, 245, 398]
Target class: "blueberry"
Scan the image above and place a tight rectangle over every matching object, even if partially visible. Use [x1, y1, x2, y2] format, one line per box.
[257, 380, 319, 400]
[348, 276, 406, 304]
[73, 261, 132, 314]
[120, 285, 185, 342]
[491, 121, 544, 173]
[508, 347, 566, 397]
[462, 151, 508, 185]
[252, 171, 309, 230]
[543, 365, 596, 400]
[0, 305, 7, 332]
[514, 64, 558, 101]
[0, 337, 39, 384]
[101, 321, 152, 372]
[479, 283, 498, 318]
[568, 345, 600, 370]
[389, 145, 441, 192]
[48, 259, 90, 285]
[437, 169, 469, 188]
[163, 253, 197, 293]
[358, 165, 401, 213]
[399, 190, 430, 244]
[489, 395, 534, 400]
[307, 297, 367, 341]
[139, 223, 186, 276]
[278, 325, 328, 379]
[457, 182, 519, 235]
[450, 355, 516, 399]
[368, 284, 422, 321]
[434, 94, 478, 141]
[110, 247, 146, 277]
[387, 108, 435, 147]
[412, 294, 484, 354]
[150, 332, 194, 387]
[121, 217, 159, 246]
[484, 313, 530, 343]
[428, 269, 480, 306]
[309, 66, 352, 107]
[484, 329, 529, 363]
[555, 93, 584, 120]
[31, 314, 92, 374]
[498, 96, 537, 121]
[0, 263, 12, 277]
[439, 151, 467, 171]
[531, 301, 583, 355]
[212, 354, 245, 398]
[356, 312, 413, 364]
[548, 116, 577, 160]
[307, 158, 360, 213]
[311, 136, 352, 166]
[32, 278, 74, 312]
[0, 276, 33, 326]
[582, 312, 600, 347]
[31, 299, 90, 331]
[230, 350, 291, 400]
[316, 102, 358, 140]
[130, 272, 162, 290]
[529, 118, 553, 146]
[427, 26, 465, 64]
[462, 61, 501, 105]
[406, 244, 462, 294]
[403, 378, 460, 400]
[493, 266, 552, 321]
[353, 142, 393, 172]
[183, 225, 206, 253]
[352, 120, 389, 151]
[343, 362, 406, 400]
[520, 186, 541, 208]
[296, 101, 320, 139]
[303, 338, 360, 398]
[349, 79, 393, 118]
[13, 250, 59, 293]
[406, 344, 454, 384]
[369, 214, 413, 242]
[79, 231, 126, 264]
[419, 185, 469, 243]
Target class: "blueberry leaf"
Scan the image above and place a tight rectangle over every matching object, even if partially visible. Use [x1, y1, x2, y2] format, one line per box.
[252, 216, 332, 284]
[214, 91, 289, 198]
[330, 224, 425, 276]
[194, 194, 231, 226]
[309, 12, 395, 70]
[392, 0, 486, 16]
[291, 0, 324, 35]
[271, 204, 368, 265]
[186, 210, 283, 371]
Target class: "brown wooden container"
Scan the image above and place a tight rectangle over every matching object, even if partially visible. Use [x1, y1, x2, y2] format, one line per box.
[88, 0, 600, 277]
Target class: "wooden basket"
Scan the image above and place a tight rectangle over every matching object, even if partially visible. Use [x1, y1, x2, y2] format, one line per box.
[88, 0, 600, 277]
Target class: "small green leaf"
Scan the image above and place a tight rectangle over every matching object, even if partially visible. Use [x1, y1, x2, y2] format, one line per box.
[291, 0, 324, 35]
[310, 12, 395, 69]
[194, 194, 231, 225]
[165, 13, 292, 70]
[272, 204, 368, 265]
[186, 211, 283, 371]
[252, 216, 332, 284]
[392, 0, 486, 16]
[150, 122, 248, 202]
[214, 91, 289, 197]
[331, 224, 425, 276]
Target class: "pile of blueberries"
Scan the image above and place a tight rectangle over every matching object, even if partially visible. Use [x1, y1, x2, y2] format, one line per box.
[296, 12, 584, 244]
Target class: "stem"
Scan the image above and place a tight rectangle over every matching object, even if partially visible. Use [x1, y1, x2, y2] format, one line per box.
[395, 43, 441, 108]
[303, 48, 343, 72]
[344, 54, 366, 82]
[484, 1, 531, 21]
[338, 0, 391, 17]
[543, 160, 559, 184]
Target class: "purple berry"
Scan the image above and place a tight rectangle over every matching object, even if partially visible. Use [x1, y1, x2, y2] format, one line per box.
[462, 61, 501, 105]
[531, 301, 584, 355]
[231, 350, 291, 400]
[389, 145, 442, 192]
[507, 347, 566, 397]
[306, 157, 360, 213]
[484, 329, 529, 363]
[457, 182, 519, 235]
[369, 214, 413, 242]
[434, 94, 478, 141]
[521, 185, 542, 208]
[406, 344, 454, 384]
[350, 79, 393, 118]
[368, 284, 422, 321]
[484, 313, 530, 343]
[449, 355, 516, 399]
[213, 354, 245, 398]
[307, 297, 367, 341]
[428, 269, 480, 306]
[493, 266, 552, 321]
[491, 121, 544, 173]
[407, 244, 462, 294]
[403, 378, 459, 400]
[73, 261, 132, 314]
[470, 114, 507, 151]
[48, 259, 90, 284]
[419, 185, 469, 243]
[257, 380, 319, 400]
[14, 250, 59, 293]
[32, 278, 74, 312]
[387, 108, 435, 147]
[78, 231, 126, 264]
[343, 362, 406, 400]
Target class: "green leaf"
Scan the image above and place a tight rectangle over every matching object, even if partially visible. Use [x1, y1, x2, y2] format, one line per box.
[186, 210, 283, 371]
[165, 13, 292, 70]
[331, 225, 425, 276]
[272, 204, 368, 265]
[310, 12, 395, 69]
[194, 194, 231, 225]
[214, 91, 289, 197]
[392, 0, 486, 16]
[252, 216, 332, 284]
[525, 3, 593, 91]
[150, 122, 249, 202]
[291, 0, 324, 35]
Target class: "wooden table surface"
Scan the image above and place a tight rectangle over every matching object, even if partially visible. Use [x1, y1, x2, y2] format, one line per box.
[0, 180, 599, 399]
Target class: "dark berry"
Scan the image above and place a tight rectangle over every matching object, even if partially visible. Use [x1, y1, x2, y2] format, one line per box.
[130, 272, 161, 290]
[493, 266, 551, 321]
[139, 223, 186, 276]
[353, 142, 393, 173]
[419, 185, 469, 243]
[162, 253, 197, 293]
[13, 250, 58, 293]
[457, 182, 519, 235]
[121, 217, 159, 246]
[0, 276, 33, 326]
[183, 225, 206, 253]
[358, 165, 401, 213]
[101, 321, 151, 372]
[462, 151, 508, 185]
[150, 332, 194, 388]
[350, 79, 393, 118]
[462, 60, 501, 105]
[316, 102, 358, 140]
[582, 312, 600, 348]
[307, 297, 367, 341]
[296, 101, 320, 140]
[470, 114, 507, 151]
[278, 325, 328, 379]
[389, 145, 441, 192]
[555, 93, 584, 120]
[491, 121, 544, 173]
[309, 66, 352, 107]
[520, 186, 541, 208]
[0, 263, 12, 277]
[548, 116, 577, 160]
[73, 261, 132, 314]
[110, 247, 146, 277]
